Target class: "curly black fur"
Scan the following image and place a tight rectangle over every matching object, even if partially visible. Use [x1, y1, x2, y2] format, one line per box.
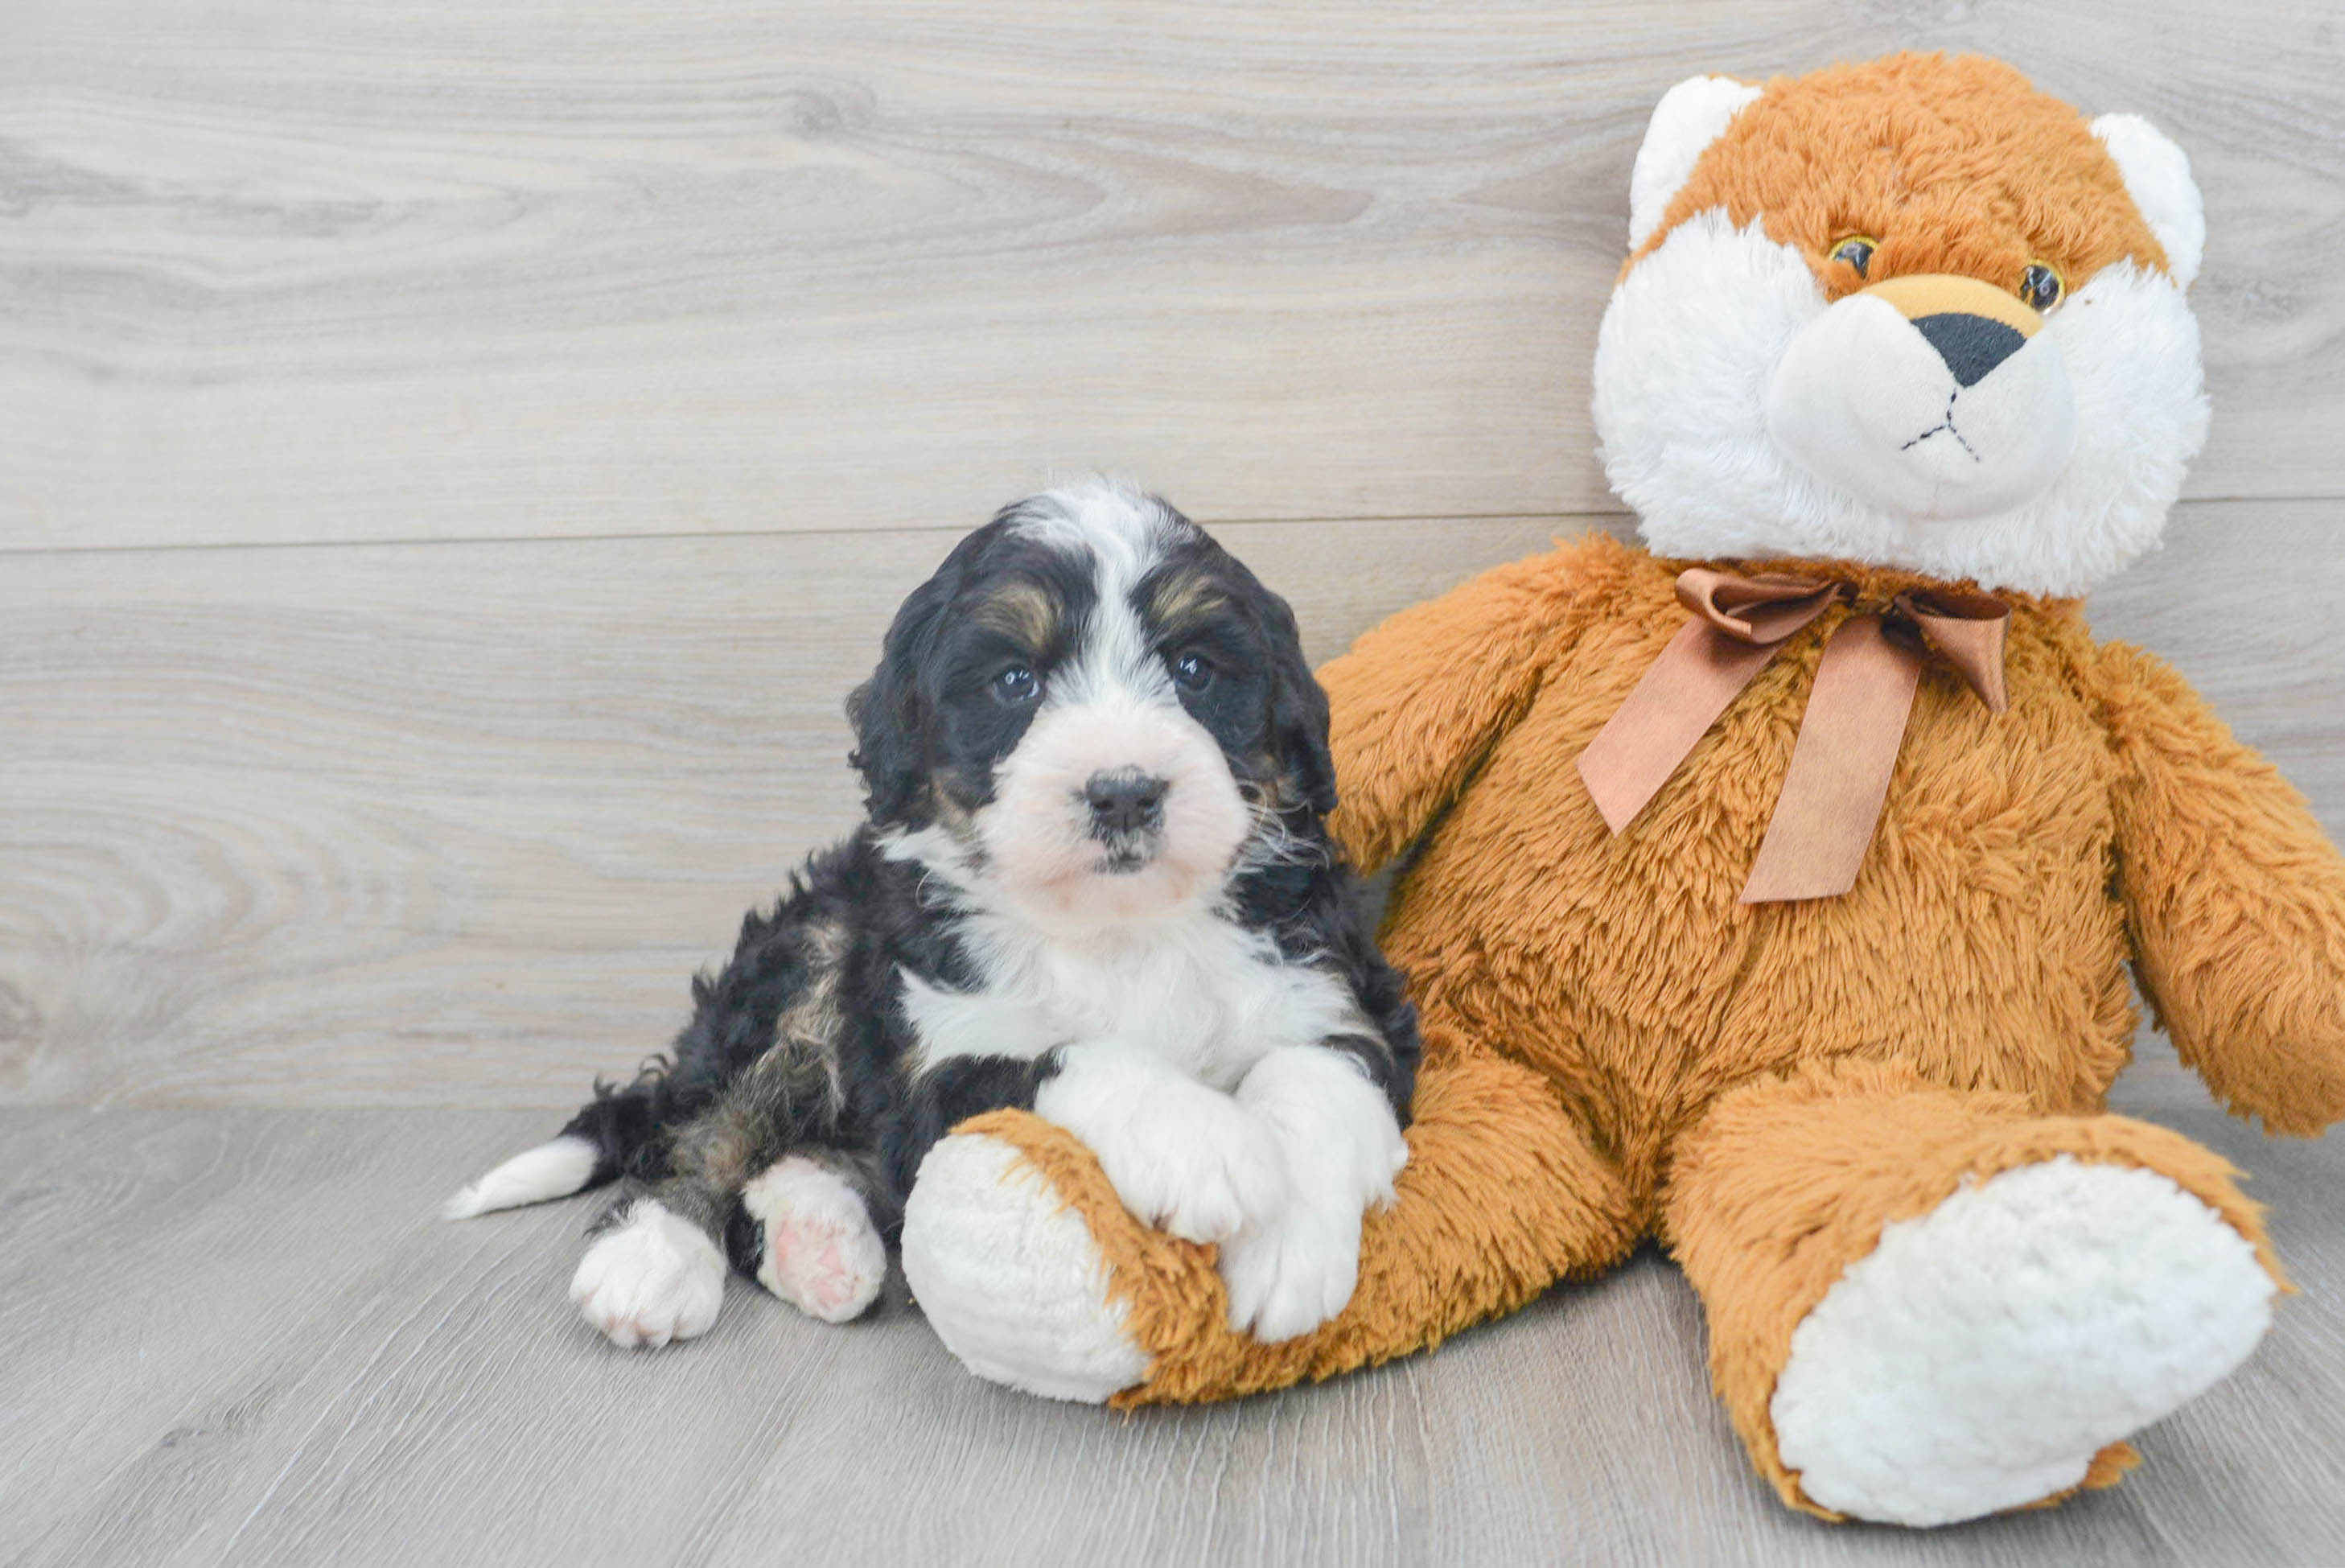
[531, 488, 1417, 1311]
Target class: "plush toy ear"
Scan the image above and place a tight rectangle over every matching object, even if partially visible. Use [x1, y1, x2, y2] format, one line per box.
[1627, 74, 1763, 252]
[2091, 113, 2204, 288]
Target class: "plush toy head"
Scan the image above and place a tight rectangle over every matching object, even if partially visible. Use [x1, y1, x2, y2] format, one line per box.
[1592, 53, 2208, 597]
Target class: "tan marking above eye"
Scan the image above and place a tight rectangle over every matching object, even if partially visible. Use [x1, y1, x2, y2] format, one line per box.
[1146, 571, 1228, 632]
[972, 582, 1057, 646]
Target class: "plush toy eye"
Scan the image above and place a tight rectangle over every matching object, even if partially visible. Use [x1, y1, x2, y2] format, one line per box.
[1829, 235, 1878, 278]
[2020, 261, 2065, 311]
[992, 665, 1039, 705]
[1171, 651, 1215, 693]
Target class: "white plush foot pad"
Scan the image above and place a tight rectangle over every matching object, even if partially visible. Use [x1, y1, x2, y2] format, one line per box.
[901, 1132, 1150, 1402]
[742, 1156, 887, 1323]
[569, 1200, 728, 1349]
[1771, 1155, 2276, 1526]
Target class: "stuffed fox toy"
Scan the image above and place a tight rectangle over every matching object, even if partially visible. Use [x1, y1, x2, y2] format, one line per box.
[900, 53, 2345, 1526]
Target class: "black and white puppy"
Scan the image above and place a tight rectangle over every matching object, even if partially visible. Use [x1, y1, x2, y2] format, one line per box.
[445, 481, 1417, 1350]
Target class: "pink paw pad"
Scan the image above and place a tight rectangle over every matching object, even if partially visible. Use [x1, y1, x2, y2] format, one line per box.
[741, 1157, 887, 1323]
[772, 1224, 872, 1318]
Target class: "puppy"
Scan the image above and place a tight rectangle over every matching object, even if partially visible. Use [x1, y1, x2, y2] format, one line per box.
[445, 481, 1418, 1350]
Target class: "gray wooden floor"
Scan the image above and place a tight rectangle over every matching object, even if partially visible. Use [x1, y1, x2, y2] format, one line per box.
[3, 1036, 2342, 1567]
[7, 0, 2345, 1562]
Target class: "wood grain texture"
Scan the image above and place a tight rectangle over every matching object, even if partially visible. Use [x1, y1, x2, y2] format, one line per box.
[5, 501, 2338, 1108]
[0, 512, 1566, 1105]
[4, 0, 2343, 551]
[6, 2, 2343, 1558]
[2, 1038, 2340, 1567]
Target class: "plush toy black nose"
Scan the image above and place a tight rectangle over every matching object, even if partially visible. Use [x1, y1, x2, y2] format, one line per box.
[1911, 312, 2027, 388]
[1084, 770, 1167, 834]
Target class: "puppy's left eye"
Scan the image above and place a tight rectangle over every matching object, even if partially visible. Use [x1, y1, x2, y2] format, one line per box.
[1171, 652, 1214, 693]
[992, 665, 1039, 705]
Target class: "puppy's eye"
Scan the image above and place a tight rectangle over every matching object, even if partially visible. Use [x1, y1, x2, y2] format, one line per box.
[1171, 652, 1214, 693]
[991, 665, 1039, 705]
[2020, 261, 2064, 311]
[1829, 235, 1878, 278]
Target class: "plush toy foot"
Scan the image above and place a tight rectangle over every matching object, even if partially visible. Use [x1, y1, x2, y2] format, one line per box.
[741, 1156, 886, 1323]
[1770, 1155, 2277, 1526]
[901, 1130, 1151, 1401]
[907, 1037, 1644, 1408]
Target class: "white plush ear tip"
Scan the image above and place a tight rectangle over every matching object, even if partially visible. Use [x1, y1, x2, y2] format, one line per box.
[2092, 113, 2204, 288]
[1628, 75, 1764, 253]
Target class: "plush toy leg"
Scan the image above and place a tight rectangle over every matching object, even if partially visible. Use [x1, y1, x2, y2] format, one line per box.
[1663, 1063, 2287, 1527]
[902, 1014, 1639, 1405]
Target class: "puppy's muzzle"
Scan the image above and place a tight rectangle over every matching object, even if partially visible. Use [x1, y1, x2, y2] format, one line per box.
[1084, 768, 1168, 840]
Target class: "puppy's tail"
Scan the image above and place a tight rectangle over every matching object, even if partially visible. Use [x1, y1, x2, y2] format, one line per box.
[441, 1069, 670, 1220]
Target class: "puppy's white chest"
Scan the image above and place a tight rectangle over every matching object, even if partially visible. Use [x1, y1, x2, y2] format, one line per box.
[902, 912, 1357, 1089]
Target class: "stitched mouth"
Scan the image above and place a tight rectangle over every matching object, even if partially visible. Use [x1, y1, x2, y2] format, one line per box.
[1898, 391, 1981, 463]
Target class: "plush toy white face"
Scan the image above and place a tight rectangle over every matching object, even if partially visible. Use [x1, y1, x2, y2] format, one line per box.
[1593, 56, 2211, 598]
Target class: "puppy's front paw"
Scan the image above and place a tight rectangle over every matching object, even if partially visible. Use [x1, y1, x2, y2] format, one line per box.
[569, 1200, 726, 1349]
[1104, 1081, 1289, 1244]
[1216, 1043, 1408, 1341]
[1219, 1201, 1360, 1343]
[1038, 1054, 1288, 1245]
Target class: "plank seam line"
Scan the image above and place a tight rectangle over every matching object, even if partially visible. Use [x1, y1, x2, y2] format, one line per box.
[0, 495, 2314, 559]
[0, 510, 1615, 559]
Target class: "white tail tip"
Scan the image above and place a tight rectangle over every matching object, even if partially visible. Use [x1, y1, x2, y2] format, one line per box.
[442, 1134, 599, 1220]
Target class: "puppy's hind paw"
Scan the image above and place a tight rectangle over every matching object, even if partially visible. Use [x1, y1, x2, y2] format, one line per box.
[742, 1157, 887, 1323]
[569, 1200, 726, 1349]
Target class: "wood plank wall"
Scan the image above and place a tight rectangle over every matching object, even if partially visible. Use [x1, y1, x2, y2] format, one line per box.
[5, 2, 2340, 1105]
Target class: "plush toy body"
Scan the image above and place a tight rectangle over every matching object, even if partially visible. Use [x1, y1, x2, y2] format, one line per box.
[902, 55, 2345, 1526]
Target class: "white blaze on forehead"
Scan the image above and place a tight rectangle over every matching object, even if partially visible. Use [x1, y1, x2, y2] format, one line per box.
[976, 479, 1252, 930]
[1006, 480, 1183, 708]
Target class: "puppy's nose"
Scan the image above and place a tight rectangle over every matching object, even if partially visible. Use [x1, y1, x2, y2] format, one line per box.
[1862, 273, 2042, 389]
[1084, 769, 1167, 834]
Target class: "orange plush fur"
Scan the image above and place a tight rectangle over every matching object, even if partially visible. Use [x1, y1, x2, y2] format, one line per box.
[915, 55, 2345, 1521]
[1633, 54, 2170, 293]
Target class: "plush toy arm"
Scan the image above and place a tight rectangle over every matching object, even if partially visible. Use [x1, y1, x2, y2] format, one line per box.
[2098, 641, 2345, 1134]
[1319, 536, 1619, 871]
[899, 1017, 1639, 1407]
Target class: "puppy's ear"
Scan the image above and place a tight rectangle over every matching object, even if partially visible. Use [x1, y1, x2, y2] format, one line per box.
[1260, 591, 1337, 817]
[847, 568, 952, 825]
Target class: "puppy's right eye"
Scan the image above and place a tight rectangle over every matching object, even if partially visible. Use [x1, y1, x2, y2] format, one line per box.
[991, 665, 1039, 705]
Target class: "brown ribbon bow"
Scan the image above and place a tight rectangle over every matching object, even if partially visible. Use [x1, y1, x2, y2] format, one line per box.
[1575, 568, 2010, 903]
